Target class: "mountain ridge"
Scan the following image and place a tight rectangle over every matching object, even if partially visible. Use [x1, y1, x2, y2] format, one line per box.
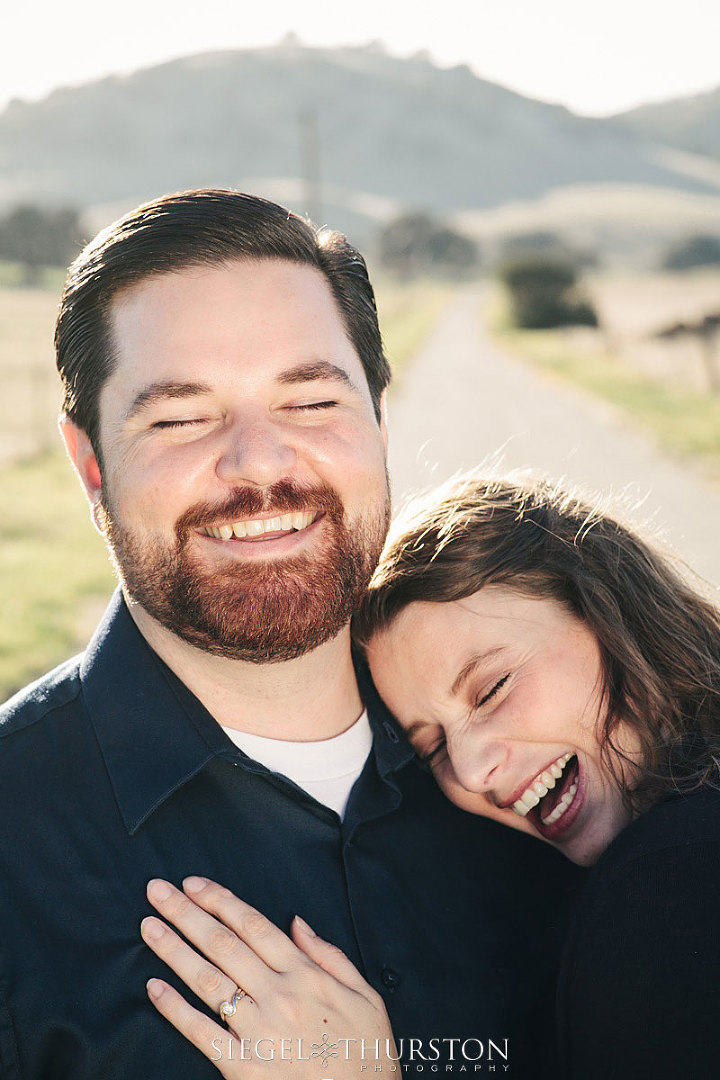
[1, 43, 718, 243]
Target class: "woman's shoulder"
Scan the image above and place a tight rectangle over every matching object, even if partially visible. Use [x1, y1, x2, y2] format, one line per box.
[556, 787, 720, 1077]
[591, 784, 720, 881]
[565, 785, 720, 945]
[565, 785, 720, 941]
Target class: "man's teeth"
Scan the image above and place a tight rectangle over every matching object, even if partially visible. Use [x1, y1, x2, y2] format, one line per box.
[511, 753, 575, 819]
[202, 512, 317, 540]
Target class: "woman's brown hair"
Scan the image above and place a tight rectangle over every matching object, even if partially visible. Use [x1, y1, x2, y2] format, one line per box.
[354, 472, 720, 810]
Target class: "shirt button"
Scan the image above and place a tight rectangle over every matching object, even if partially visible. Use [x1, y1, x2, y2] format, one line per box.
[381, 966, 401, 989]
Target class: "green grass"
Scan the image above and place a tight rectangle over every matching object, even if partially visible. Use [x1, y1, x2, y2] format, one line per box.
[0, 274, 454, 701]
[373, 275, 454, 379]
[0, 261, 66, 290]
[490, 290, 720, 484]
[0, 279, 63, 459]
[0, 451, 116, 699]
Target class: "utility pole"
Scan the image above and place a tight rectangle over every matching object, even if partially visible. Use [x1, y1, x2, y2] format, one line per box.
[299, 107, 322, 226]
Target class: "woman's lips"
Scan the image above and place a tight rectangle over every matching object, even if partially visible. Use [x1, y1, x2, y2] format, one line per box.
[530, 756, 585, 841]
[507, 751, 575, 816]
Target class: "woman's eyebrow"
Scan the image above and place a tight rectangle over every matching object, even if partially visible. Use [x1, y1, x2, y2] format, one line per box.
[451, 647, 507, 696]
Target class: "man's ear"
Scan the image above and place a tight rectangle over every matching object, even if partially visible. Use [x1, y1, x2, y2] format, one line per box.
[59, 417, 104, 531]
[378, 389, 389, 454]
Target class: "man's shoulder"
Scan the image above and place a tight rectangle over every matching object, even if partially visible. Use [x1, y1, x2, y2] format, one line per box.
[0, 654, 84, 739]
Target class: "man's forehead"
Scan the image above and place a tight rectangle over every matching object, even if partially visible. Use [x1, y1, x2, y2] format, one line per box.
[98, 260, 375, 422]
[105, 259, 361, 373]
[109, 257, 337, 316]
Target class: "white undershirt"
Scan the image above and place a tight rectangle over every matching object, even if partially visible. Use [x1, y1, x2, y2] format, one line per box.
[220, 711, 373, 819]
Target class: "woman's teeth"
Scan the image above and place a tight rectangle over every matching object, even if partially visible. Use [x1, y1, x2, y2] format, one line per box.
[541, 776, 579, 826]
[512, 752, 575, 818]
[201, 511, 317, 539]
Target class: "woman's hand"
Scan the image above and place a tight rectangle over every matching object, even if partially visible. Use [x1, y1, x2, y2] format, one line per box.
[141, 876, 396, 1078]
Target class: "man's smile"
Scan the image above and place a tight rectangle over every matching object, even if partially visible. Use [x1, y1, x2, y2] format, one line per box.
[199, 510, 320, 541]
[191, 508, 330, 561]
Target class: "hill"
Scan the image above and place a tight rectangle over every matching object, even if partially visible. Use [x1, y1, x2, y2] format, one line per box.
[1, 42, 718, 245]
[616, 85, 720, 159]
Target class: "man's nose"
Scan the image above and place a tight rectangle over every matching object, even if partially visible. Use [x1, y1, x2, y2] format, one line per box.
[446, 729, 508, 794]
[215, 417, 298, 487]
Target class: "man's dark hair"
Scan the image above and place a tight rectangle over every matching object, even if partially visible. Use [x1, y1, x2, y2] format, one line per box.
[55, 189, 391, 458]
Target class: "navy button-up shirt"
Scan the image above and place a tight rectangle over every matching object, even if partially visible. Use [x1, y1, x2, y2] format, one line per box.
[0, 591, 581, 1078]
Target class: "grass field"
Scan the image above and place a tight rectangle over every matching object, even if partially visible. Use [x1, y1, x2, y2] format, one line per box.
[374, 274, 454, 379]
[489, 273, 720, 483]
[0, 273, 451, 700]
[0, 287, 63, 460]
[0, 452, 115, 697]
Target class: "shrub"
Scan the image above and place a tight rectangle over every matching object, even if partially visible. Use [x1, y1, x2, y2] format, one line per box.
[378, 212, 478, 276]
[661, 235, 720, 271]
[498, 253, 598, 329]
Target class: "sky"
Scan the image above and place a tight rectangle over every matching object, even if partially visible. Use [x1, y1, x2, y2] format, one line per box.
[3, 0, 720, 116]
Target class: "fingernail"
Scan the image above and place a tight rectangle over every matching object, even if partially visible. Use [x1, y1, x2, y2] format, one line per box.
[147, 879, 173, 902]
[147, 978, 166, 1000]
[294, 915, 317, 937]
[141, 917, 166, 941]
[183, 876, 209, 894]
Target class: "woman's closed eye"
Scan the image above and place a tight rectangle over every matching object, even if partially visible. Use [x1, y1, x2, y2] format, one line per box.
[416, 675, 512, 771]
[419, 737, 448, 770]
[475, 673, 511, 709]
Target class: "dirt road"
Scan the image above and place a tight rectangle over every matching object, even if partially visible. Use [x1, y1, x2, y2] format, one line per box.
[387, 284, 720, 589]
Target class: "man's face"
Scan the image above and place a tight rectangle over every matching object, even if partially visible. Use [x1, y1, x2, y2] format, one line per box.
[69, 258, 390, 662]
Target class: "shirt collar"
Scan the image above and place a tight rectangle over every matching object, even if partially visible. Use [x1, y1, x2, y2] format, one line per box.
[353, 647, 416, 777]
[80, 590, 415, 834]
[80, 590, 230, 834]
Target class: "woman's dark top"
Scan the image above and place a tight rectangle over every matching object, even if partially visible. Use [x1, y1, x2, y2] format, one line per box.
[556, 786, 720, 1078]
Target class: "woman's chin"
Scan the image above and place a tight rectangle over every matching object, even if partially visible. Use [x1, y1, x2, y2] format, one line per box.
[441, 779, 622, 866]
[544, 803, 631, 866]
[439, 781, 542, 840]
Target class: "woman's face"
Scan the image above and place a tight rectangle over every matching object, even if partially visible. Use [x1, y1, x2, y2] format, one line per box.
[366, 587, 640, 866]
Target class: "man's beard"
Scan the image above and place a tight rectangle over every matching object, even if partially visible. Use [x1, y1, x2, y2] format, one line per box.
[100, 476, 391, 663]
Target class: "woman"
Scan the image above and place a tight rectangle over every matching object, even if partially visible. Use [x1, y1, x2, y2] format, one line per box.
[141, 473, 720, 1078]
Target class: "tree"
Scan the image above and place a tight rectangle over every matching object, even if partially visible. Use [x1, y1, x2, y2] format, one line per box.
[498, 253, 598, 329]
[499, 230, 597, 270]
[656, 313, 720, 394]
[0, 204, 85, 284]
[378, 212, 478, 276]
[661, 234, 720, 271]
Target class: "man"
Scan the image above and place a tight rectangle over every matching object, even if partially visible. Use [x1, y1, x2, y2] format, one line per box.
[0, 191, 579, 1078]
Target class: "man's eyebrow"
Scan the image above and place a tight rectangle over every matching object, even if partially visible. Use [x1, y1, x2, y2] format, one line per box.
[124, 381, 212, 421]
[276, 360, 358, 392]
[450, 647, 507, 697]
[124, 361, 357, 422]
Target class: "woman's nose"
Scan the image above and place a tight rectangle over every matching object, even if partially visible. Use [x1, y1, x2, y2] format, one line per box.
[446, 730, 508, 794]
[215, 418, 298, 487]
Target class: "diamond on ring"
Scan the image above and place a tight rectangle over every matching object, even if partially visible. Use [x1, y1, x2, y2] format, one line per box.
[219, 988, 247, 1022]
